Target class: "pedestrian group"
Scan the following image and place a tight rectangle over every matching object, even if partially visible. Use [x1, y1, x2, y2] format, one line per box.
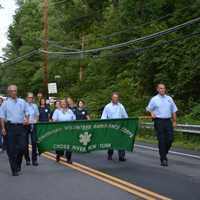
[0, 83, 177, 176]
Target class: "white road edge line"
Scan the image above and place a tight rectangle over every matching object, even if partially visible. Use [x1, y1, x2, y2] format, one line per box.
[135, 144, 200, 160]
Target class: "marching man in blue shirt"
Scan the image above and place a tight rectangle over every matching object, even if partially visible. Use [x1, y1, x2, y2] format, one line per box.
[24, 92, 39, 166]
[0, 85, 29, 176]
[101, 92, 128, 161]
[146, 83, 178, 167]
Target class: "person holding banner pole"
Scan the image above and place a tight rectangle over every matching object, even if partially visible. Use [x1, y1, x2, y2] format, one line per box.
[52, 99, 76, 163]
[101, 92, 128, 161]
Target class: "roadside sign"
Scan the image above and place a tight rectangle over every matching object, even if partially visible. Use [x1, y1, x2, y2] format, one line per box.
[48, 82, 57, 94]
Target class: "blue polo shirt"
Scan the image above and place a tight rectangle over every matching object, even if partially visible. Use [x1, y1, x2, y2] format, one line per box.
[52, 108, 76, 122]
[101, 102, 128, 119]
[146, 94, 178, 119]
[0, 97, 28, 123]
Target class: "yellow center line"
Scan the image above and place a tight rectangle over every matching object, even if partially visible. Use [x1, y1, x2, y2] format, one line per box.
[41, 151, 171, 200]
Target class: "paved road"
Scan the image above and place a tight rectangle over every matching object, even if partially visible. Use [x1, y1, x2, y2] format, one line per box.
[0, 152, 137, 200]
[72, 142, 200, 200]
[0, 142, 199, 200]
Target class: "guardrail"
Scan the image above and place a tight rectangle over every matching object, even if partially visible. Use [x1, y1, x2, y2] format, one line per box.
[140, 122, 200, 135]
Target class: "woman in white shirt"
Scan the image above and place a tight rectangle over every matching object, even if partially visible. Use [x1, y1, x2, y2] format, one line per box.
[52, 99, 76, 163]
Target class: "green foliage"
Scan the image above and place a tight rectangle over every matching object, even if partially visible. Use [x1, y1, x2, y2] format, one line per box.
[0, 0, 200, 123]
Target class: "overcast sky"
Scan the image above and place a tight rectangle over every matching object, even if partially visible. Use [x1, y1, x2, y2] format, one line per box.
[0, 0, 17, 60]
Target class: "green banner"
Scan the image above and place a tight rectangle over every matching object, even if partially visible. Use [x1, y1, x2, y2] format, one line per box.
[36, 118, 139, 153]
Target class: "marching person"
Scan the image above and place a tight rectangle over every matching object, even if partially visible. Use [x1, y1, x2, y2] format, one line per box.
[75, 100, 90, 120]
[101, 92, 128, 161]
[38, 98, 51, 122]
[0, 85, 29, 176]
[50, 100, 61, 121]
[66, 97, 77, 114]
[146, 83, 178, 167]
[52, 99, 76, 164]
[24, 92, 39, 166]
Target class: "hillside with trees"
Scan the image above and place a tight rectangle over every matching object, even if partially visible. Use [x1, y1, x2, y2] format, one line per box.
[0, 0, 200, 121]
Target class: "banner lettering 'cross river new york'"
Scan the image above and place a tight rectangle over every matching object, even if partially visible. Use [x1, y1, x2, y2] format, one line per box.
[36, 118, 139, 153]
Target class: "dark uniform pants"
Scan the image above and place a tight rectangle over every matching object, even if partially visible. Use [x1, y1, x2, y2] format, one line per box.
[154, 118, 174, 161]
[6, 124, 26, 173]
[108, 149, 125, 159]
[24, 125, 38, 162]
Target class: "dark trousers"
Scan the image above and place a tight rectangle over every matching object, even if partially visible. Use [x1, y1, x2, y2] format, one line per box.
[108, 149, 125, 159]
[6, 124, 26, 173]
[154, 118, 174, 161]
[24, 125, 38, 162]
[56, 150, 72, 161]
[0, 131, 2, 148]
[2, 135, 7, 151]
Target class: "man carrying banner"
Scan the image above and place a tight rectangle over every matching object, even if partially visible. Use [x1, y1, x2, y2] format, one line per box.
[146, 83, 178, 167]
[0, 85, 29, 176]
[101, 92, 128, 161]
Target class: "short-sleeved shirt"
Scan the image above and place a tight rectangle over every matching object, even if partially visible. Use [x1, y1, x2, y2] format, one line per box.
[39, 106, 51, 122]
[52, 108, 76, 122]
[75, 108, 88, 120]
[0, 97, 28, 123]
[26, 103, 39, 124]
[101, 102, 128, 119]
[69, 106, 77, 114]
[146, 94, 178, 119]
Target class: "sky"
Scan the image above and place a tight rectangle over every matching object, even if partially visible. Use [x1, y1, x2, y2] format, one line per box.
[0, 0, 17, 60]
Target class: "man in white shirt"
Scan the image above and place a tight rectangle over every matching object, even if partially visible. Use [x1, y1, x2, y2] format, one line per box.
[146, 83, 178, 166]
[101, 92, 128, 161]
[25, 92, 39, 166]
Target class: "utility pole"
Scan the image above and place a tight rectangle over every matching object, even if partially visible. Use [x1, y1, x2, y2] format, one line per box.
[79, 34, 85, 81]
[43, 0, 48, 94]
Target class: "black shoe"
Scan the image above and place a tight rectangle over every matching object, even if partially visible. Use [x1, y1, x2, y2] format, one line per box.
[66, 159, 72, 164]
[12, 172, 19, 176]
[56, 155, 60, 162]
[32, 161, 39, 166]
[119, 157, 126, 162]
[161, 160, 168, 167]
[107, 155, 113, 160]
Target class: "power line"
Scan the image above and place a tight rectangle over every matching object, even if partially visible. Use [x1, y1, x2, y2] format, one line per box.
[39, 17, 200, 56]
[47, 42, 80, 51]
[0, 50, 39, 66]
[94, 32, 200, 60]
[46, 31, 200, 61]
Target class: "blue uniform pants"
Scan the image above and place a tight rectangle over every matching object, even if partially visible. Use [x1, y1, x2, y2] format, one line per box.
[154, 118, 174, 161]
[0, 130, 2, 148]
[24, 125, 38, 162]
[6, 123, 26, 173]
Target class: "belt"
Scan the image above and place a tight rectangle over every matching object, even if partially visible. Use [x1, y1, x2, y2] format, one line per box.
[155, 118, 171, 120]
[7, 121, 23, 126]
